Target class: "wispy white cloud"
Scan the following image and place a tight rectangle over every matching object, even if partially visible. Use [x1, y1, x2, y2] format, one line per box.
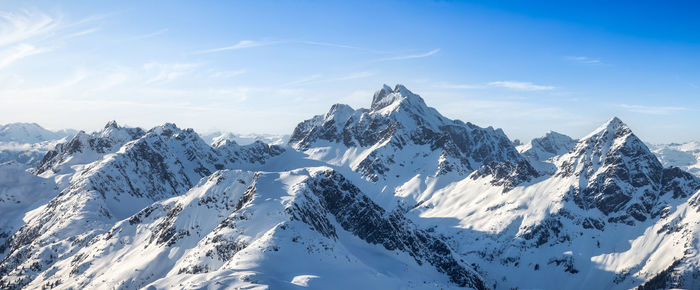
[619, 104, 689, 115]
[209, 69, 246, 78]
[378, 48, 440, 61]
[130, 28, 168, 41]
[487, 81, 555, 91]
[0, 10, 57, 68]
[0, 43, 47, 68]
[0, 10, 58, 47]
[566, 56, 602, 65]
[0, 10, 101, 70]
[64, 27, 100, 39]
[432, 81, 484, 89]
[296, 40, 364, 50]
[328, 71, 375, 81]
[143, 62, 201, 84]
[195, 40, 278, 54]
[283, 71, 375, 87]
[283, 74, 323, 86]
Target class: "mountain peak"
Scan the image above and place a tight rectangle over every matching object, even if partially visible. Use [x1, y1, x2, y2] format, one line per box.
[370, 84, 426, 112]
[583, 116, 630, 140]
[520, 131, 576, 162]
[104, 120, 119, 129]
[147, 122, 185, 137]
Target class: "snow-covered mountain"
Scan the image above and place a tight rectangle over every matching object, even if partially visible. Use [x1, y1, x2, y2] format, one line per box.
[517, 131, 577, 174]
[200, 131, 290, 146]
[289, 84, 536, 209]
[0, 123, 76, 144]
[0, 123, 77, 168]
[649, 141, 700, 178]
[1, 85, 700, 289]
[518, 131, 576, 161]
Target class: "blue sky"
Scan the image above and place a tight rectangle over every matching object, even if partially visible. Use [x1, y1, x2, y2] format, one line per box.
[0, 0, 699, 143]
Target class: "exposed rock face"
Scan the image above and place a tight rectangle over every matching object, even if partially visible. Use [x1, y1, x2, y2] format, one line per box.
[289, 84, 531, 184]
[303, 170, 487, 289]
[557, 117, 700, 223]
[470, 159, 539, 192]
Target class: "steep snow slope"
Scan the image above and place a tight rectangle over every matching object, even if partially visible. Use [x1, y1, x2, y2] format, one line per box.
[591, 188, 700, 289]
[23, 168, 485, 290]
[649, 141, 700, 178]
[406, 117, 700, 289]
[0, 163, 57, 257]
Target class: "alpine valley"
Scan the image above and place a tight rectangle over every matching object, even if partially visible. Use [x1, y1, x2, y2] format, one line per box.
[2, 85, 700, 290]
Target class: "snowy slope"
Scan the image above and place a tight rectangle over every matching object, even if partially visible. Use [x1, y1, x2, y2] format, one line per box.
[406, 117, 700, 289]
[22, 168, 485, 290]
[0, 162, 57, 257]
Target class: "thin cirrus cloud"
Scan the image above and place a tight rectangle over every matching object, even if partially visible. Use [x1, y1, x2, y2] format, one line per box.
[194, 40, 279, 54]
[0, 10, 57, 68]
[143, 62, 202, 84]
[283, 71, 375, 87]
[487, 81, 555, 91]
[433, 81, 555, 91]
[0, 10, 58, 46]
[0, 43, 47, 69]
[376, 48, 440, 61]
[432, 81, 484, 89]
[566, 56, 602, 65]
[0, 9, 100, 69]
[196, 39, 379, 55]
[619, 104, 689, 115]
[129, 28, 168, 41]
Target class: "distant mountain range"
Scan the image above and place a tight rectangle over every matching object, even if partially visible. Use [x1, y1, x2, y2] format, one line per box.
[648, 142, 700, 178]
[0, 123, 77, 168]
[199, 131, 289, 146]
[1, 85, 700, 289]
